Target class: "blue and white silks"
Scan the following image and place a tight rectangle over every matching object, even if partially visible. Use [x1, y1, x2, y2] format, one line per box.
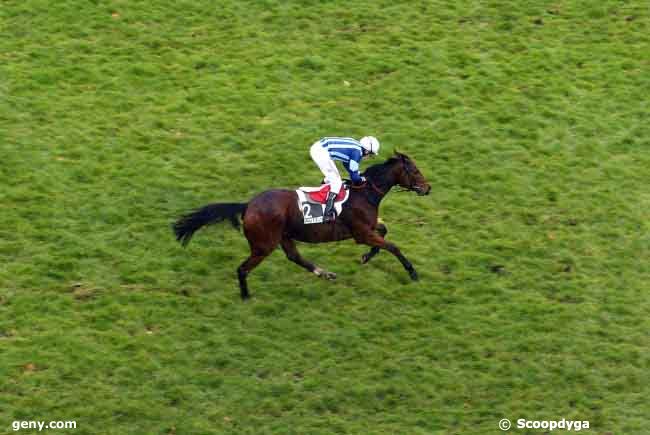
[317, 137, 363, 183]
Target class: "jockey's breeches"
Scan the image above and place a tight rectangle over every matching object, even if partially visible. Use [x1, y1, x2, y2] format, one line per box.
[310, 142, 342, 194]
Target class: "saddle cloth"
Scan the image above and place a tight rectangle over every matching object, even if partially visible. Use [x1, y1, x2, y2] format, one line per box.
[296, 184, 350, 224]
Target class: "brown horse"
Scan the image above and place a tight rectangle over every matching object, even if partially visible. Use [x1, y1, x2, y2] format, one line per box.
[173, 152, 431, 299]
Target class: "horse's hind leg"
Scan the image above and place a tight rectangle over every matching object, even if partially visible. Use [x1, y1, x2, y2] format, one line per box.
[281, 239, 336, 280]
[237, 252, 269, 300]
[236, 198, 288, 299]
[361, 222, 387, 264]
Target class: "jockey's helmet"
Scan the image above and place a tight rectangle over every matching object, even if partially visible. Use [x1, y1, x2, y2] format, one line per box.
[360, 136, 380, 155]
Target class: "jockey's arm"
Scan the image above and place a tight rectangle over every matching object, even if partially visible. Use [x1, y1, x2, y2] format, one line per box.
[345, 156, 363, 183]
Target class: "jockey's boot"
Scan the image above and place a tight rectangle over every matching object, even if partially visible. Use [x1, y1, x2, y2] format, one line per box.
[323, 192, 338, 222]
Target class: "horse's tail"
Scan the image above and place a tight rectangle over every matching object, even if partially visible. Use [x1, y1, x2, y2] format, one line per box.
[173, 203, 248, 247]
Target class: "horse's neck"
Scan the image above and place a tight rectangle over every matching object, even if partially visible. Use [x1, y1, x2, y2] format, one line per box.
[372, 166, 398, 193]
[364, 168, 397, 206]
[375, 175, 396, 193]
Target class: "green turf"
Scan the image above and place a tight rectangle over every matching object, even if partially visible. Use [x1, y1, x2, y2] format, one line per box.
[1, 0, 649, 434]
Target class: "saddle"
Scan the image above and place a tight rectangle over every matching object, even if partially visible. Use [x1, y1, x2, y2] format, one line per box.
[296, 184, 350, 224]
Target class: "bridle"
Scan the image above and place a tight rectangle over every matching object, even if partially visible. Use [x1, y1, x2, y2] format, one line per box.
[393, 158, 421, 193]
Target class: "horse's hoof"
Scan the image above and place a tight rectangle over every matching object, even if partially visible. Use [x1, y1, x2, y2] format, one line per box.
[409, 269, 419, 281]
[314, 267, 336, 280]
[323, 271, 337, 280]
[361, 254, 370, 264]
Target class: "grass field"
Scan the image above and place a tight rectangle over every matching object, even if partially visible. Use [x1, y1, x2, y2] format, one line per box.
[2, 0, 650, 434]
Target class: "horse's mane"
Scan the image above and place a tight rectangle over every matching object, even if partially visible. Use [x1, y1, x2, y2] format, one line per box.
[363, 160, 394, 179]
[363, 152, 409, 181]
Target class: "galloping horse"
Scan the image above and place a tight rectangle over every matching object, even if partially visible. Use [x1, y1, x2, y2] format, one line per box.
[173, 152, 431, 299]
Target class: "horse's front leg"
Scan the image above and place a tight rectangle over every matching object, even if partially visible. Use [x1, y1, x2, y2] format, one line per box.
[355, 228, 418, 281]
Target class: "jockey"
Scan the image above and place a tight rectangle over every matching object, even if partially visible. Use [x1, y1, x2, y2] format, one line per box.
[310, 136, 380, 222]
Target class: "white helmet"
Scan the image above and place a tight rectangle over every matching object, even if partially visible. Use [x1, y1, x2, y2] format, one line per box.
[360, 136, 380, 155]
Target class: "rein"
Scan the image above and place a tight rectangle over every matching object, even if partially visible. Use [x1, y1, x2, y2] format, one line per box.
[368, 180, 386, 196]
[350, 180, 386, 196]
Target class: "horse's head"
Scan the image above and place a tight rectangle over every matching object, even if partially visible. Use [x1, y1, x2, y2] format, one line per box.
[389, 151, 431, 196]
